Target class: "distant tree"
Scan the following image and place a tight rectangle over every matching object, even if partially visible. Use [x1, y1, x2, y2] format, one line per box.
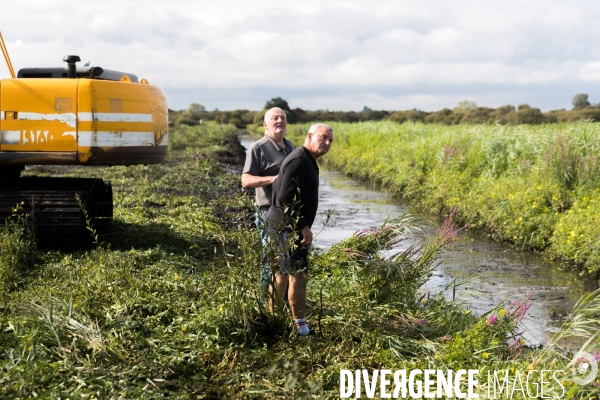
[572, 94, 591, 110]
[517, 104, 531, 111]
[494, 105, 516, 115]
[262, 97, 297, 122]
[286, 109, 297, 121]
[424, 108, 453, 124]
[337, 111, 361, 123]
[388, 110, 426, 124]
[253, 109, 267, 125]
[241, 111, 255, 125]
[459, 107, 493, 124]
[188, 103, 206, 113]
[580, 106, 600, 122]
[454, 100, 478, 111]
[360, 110, 389, 121]
[490, 105, 516, 124]
[507, 104, 546, 124]
[228, 110, 245, 128]
[182, 102, 206, 123]
[215, 112, 230, 124]
[174, 114, 199, 127]
[293, 108, 307, 120]
[264, 97, 291, 111]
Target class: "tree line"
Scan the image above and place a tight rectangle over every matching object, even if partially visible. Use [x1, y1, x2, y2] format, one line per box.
[168, 94, 600, 128]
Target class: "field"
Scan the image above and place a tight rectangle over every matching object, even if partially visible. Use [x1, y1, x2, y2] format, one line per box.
[0, 123, 598, 398]
[287, 121, 600, 276]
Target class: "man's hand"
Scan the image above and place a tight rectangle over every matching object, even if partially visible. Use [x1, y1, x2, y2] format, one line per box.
[300, 226, 313, 246]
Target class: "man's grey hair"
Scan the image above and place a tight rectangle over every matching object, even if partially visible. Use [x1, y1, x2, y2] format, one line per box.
[308, 123, 333, 134]
[264, 107, 285, 122]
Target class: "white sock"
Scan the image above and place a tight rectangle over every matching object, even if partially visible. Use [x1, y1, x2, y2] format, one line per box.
[293, 318, 310, 335]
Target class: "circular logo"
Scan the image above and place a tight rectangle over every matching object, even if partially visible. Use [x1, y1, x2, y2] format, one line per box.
[571, 351, 598, 386]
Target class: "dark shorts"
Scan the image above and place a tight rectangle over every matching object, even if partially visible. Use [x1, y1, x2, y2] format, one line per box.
[272, 229, 309, 275]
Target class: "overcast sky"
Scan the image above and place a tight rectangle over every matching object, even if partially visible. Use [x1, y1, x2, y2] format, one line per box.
[2, 1, 600, 112]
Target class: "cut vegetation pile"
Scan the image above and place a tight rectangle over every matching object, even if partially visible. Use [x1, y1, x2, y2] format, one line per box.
[0, 123, 598, 398]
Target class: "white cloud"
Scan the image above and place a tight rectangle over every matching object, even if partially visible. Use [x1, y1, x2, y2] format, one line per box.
[1, 0, 600, 110]
[579, 62, 600, 82]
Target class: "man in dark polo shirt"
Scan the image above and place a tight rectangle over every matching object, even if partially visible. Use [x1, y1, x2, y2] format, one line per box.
[267, 123, 334, 335]
[242, 107, 294, 291]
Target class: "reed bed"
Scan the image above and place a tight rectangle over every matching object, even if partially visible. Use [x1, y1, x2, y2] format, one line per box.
[290, 121, 600, 275]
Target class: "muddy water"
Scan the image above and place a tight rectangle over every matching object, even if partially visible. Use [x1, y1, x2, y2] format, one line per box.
[239, 134, 595, 346]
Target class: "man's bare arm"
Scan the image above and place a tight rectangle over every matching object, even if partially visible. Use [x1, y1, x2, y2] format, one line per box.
[241, 173, 277, 189]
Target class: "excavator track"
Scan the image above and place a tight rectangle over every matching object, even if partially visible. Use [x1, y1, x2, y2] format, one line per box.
[0, 177, 112, 249]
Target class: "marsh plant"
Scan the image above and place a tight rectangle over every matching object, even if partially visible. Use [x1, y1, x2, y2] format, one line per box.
[0, 206, 36, 297]
[0, 123, 598, 398]
[288, 121, 600, 275]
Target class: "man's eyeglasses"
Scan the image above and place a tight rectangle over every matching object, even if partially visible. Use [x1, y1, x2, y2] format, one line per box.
[319, 134, 333, 143]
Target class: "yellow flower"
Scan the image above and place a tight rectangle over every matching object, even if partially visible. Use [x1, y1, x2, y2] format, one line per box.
[482, 352, 489, 359]
[175, 275, 180, 281]
[499, 309, 506, 316]
[421, 298, 426, 303]
[465, 309, 471, 315]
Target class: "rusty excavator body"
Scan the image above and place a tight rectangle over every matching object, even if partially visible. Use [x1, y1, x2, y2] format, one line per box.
[0, 33, 168, 247]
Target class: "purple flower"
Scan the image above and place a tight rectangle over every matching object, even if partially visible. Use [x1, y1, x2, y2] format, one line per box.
[509, 339, 523, 350]
[507, 293, 533, 324]
[486, 315, 498, 326]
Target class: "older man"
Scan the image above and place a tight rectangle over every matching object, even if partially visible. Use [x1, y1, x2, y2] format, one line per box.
[267, 123, 334, 335]
[242, 107, 294, 291]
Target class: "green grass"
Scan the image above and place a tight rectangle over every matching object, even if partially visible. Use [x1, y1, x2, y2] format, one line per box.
[0, 123, 598, 398]
[287, 121, 600, 276]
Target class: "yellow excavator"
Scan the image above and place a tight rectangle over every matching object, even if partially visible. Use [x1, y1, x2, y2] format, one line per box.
[0, 32, 168, 247]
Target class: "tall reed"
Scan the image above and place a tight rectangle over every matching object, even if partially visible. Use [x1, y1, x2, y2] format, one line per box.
[290, 121, 600, 273]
